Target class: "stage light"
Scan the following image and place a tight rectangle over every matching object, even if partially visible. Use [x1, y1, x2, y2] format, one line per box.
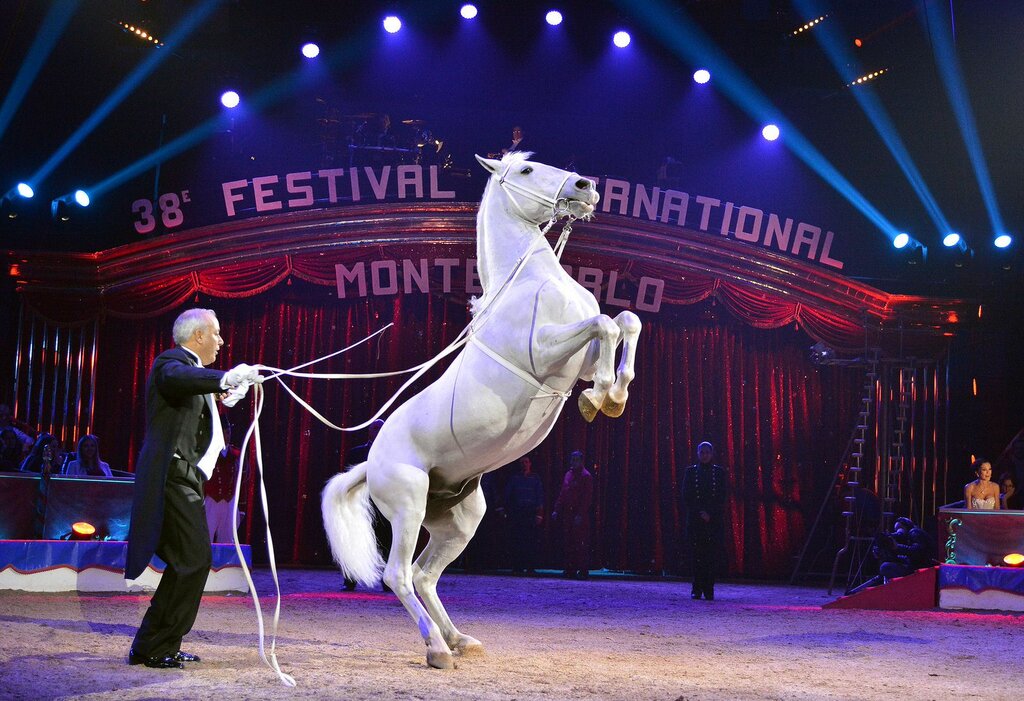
[546, 10, 563, 26]
[943, 232, 962, 248]
[994, 234, 1012, 249]
[847, 68, 888, 88]
[791, 15, 828, 37]
[118, 21, 165, 47]
[893, 234, 926, 265]
[693, 69, 710, 84]
[301, 42, 319, 58]
[1004, 553, 1024, 567]
[761, 124, 780, 141]
[460, 4, 478, 19]
[854, 38, 863, 48]
[613, 31, 631, 48]
[51, 190, 90, 222]
[383, 15, 402, 33]
[70, 521, 96, 540]
[220, 90, 240, 109]
[2, 184, 35, 219]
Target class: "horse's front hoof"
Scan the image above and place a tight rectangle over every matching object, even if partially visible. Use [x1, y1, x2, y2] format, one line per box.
[427, 649, 456, 669]
[578, 392, 600, 423]
[600, 397, 626, 418]
[452, 635, 484, 657]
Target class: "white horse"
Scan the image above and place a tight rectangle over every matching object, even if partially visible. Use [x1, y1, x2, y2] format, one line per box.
[321, 152, 641, 669]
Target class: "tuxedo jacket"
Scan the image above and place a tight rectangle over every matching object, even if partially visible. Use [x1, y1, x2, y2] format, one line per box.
[125, 346, 225, 580]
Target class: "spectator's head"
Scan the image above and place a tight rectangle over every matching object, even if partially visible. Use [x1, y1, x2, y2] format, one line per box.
[0, 427, 19, 453]
[972, 458, 993, 482]
[76, 434, 100, 465]
[519, 455, 533, 475]
[697, 441, 714, 465]
[569, 450, 584, 473]
[1000, 472, 1017, 497]
[512, 126, 523, 142]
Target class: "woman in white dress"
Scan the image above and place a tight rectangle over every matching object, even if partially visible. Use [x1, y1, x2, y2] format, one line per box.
[964, 458, 1001, 510]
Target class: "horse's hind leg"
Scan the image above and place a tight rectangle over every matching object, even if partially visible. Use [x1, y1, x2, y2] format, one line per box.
[602, 310, 642, 418]
[414, 487, 487, 657]
[367, 462, 455, 669]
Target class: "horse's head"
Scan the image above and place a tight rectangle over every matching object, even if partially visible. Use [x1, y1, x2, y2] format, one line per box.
[475, 153, 599, 225]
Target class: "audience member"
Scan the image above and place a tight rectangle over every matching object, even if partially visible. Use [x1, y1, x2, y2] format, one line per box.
[0, 403, 35, 449]
[504, 454, 545, 574]
[0, 428, 24, 471]
[848, 516, 935, 594]
[20, 433, 58, 473]
[501, 126, 528, 155]
[552, 450, 593, 579]
[64, 434, 113, 477]
[1000, 472, 1022, 510]
[681, 441, 728, 600]
[965, 458, 1001, 510]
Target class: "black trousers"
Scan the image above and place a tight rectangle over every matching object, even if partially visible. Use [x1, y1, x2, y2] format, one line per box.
[689, 519, 720, 595]
[131, 459, 212, 657]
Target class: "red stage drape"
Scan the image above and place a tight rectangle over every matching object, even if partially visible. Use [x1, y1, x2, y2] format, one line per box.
[92, 280, 859, 579]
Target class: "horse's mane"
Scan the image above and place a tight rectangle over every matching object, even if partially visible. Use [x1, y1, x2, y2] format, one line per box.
[470, 152, 537, 318]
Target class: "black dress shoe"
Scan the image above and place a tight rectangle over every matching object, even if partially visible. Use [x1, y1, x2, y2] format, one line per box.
[704, 591, 714, 601]
[128, 650, 184, 669]
[691, 591, 702, 600]
[173, 651, 201, 663]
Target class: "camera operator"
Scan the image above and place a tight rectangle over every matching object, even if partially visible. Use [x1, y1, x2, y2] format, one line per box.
[848, 517, 935, 594]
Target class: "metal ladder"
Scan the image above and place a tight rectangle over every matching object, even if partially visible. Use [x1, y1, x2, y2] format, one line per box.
[827, 353, 880, 594]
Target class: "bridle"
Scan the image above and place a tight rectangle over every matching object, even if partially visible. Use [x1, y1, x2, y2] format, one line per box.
[495, 158, 589, 259]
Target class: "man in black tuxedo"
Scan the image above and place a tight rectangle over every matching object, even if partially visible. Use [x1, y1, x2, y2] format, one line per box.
[125, 308, 261, 669]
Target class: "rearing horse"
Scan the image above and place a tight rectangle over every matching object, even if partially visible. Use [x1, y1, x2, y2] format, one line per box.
[322, 152, 641, 669]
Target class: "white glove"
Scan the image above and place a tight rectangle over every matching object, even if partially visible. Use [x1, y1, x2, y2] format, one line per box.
[220, 383, 250, 408]
[223, 363, 262, 388]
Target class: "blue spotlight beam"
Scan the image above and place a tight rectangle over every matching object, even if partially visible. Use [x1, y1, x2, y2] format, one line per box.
[29, 0, 224, 187]
[794, 0, 952, 237]
[923, 1, 1005, 236]
[613, 0, 899, 240]
[0, 0, 81, 142]
[88, 37, 373, 199]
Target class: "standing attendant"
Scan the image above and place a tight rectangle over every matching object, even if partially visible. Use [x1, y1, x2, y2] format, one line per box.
[681, 441, 727, 600]
[125, 308, 261, 669]
[552, 450, 593, 579]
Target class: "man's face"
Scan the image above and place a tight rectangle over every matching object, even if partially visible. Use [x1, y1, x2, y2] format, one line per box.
[697, 445, 713, 464]
[193, 314, 224, 366]
[512, 127, 522, 141]
[520, 457, 532, 474]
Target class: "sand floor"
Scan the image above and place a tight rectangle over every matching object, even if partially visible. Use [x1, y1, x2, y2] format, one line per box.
[1, 569, 1020, 700]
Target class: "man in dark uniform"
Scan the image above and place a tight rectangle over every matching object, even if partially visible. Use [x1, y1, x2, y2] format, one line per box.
[681, 441, 728, 600]
[125, 308, 261, 669]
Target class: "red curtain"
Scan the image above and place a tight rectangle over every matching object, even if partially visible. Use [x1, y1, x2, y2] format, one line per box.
[93, 281, 859, 579]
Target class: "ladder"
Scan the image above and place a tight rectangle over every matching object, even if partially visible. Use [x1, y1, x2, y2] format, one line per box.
[827, 352, 881, 594]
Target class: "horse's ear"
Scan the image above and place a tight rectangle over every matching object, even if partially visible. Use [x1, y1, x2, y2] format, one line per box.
[475, 154, 500, 174]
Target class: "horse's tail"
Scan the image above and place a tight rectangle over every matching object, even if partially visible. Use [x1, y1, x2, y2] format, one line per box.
[321, 462, 384, 586]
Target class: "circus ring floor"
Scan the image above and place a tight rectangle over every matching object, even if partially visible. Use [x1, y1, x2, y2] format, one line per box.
[0, 568, 1019, 700]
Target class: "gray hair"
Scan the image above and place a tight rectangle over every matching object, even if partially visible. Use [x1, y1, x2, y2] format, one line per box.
[172, 308, 217, 345]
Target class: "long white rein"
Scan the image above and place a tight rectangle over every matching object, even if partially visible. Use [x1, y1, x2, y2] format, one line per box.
[228, 166, 581, 686]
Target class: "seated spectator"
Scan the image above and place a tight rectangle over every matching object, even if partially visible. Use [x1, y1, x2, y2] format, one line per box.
[0, 428, 24, 471]
[20, 433, 58, 473]
[0, 403, 35, 453]
[64, 434, 113, 477]
[965, 458, 1001, 510]
[1000, 472, 1023, 510]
